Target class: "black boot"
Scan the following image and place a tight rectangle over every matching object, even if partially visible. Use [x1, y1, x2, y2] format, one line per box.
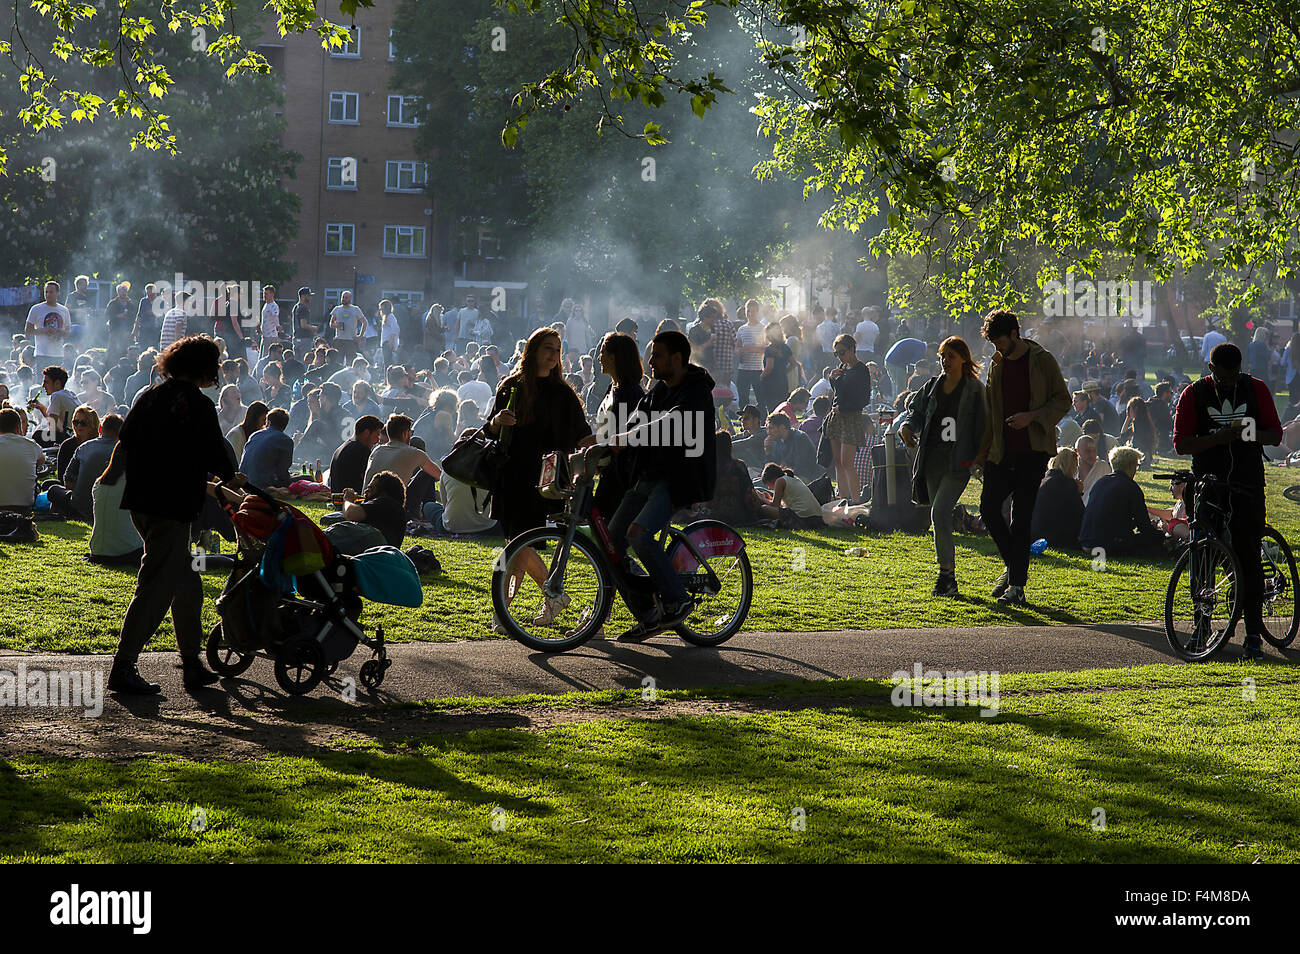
[107, 662, 161, 695]
[181, 656, 220, 689]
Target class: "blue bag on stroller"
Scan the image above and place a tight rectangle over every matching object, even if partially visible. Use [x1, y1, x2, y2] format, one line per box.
[349, 546, 424, 607]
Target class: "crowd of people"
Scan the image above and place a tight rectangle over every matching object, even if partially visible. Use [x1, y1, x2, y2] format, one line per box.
[0, 277, 1290, 689]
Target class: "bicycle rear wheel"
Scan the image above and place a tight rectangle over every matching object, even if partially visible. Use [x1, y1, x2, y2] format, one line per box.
[1164, 537, 1241, 661]
[667, 521, 753, 647]
[491, 528, 613, 653]
[1260, 526, 1299, 649]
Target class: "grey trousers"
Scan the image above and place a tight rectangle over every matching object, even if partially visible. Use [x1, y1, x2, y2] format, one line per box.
[112, 513, 205, 667]
[924, 449, 970, 569]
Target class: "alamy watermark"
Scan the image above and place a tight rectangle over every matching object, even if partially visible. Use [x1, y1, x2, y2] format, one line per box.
[594, 405, 709, 458]
[890, 663, 1000, 717]
[1042, 271, 1154, 324]
[0, 663, 103, 717]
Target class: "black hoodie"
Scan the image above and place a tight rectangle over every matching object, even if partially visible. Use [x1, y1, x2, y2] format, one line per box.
[630, 364, 718, 507]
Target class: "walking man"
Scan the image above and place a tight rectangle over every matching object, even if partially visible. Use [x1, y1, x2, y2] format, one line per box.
[971, 310, 1070, 606]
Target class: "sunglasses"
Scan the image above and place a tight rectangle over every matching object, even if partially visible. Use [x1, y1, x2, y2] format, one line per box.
[73, 418, 91, 426]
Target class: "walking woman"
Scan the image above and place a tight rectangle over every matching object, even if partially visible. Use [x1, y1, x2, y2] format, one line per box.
[899, 335, 987, 596]
[486, 327, 595, 631]
[108, 335, 242, 694]
[826, 333, 873, 502]
[592, 332, 645, 518]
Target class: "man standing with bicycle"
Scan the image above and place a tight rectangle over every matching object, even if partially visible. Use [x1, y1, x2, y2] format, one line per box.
[1173, 342, 1283, 660]
[607, 330, 718, 641]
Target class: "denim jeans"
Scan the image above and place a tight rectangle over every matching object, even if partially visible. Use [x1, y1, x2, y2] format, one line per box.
[607, 478, 688, 614]
[923, 449, 970, 569]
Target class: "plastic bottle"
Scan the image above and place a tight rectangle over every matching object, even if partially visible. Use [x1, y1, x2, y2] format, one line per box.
[1030, 537, 1049, 555]
[314, 458, 323, 483]
[844, 546, 868, 558]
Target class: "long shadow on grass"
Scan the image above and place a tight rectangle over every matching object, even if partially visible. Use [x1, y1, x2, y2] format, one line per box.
[5, 696, 1299, 861]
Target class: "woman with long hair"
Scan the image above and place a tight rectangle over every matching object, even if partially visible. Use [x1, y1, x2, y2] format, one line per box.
[899, 335, 987, 596]
[825, 333, 873, 502]
[486, 327, 595, 631]
[227, 400, 268, 461]
[1119, 394, 1157, 467]
[592, 332, 645, 518]
[216, 384, 245, 434]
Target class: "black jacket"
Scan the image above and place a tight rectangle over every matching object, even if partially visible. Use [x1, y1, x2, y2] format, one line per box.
[631, 365, 717, 507]
[1030, 469, 1084, 550]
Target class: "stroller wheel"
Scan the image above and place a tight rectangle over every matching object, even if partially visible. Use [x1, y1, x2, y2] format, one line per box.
[206, 624, 256, 678]
[322, 660, 339, 678]
[274, 636, 326, 696]
[358, 658, 388, 691]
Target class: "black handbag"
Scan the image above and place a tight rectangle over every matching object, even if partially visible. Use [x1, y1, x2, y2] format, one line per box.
[442, 423, 511, 493]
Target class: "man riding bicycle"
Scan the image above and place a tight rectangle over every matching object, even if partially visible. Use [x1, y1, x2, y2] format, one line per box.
[1172, 342, 1283, 660]
[607, 330, 717, 641]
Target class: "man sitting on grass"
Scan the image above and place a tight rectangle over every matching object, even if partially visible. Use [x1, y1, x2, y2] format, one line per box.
[0, 407, 44, 513]
[1078, 447, 1168, 559]
[238, 407, 294, 489]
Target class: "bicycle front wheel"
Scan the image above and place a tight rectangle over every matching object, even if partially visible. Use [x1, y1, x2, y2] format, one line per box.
[1164, 537, 1241, 661]
[491, 528, 613, 653]
[1260, 526, 1299, 649]
[667, 521, 753, 647]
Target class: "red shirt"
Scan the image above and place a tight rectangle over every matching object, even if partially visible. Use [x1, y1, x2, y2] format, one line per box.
[1001, 350, 1032, 454]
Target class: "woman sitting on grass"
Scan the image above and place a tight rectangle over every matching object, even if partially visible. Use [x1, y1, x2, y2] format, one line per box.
[761, 462, 824, 528]
[88, 441, 143, 565]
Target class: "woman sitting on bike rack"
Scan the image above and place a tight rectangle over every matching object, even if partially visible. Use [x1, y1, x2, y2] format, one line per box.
[1171, 342, 1284, 660]
[486, 327, 595, 633]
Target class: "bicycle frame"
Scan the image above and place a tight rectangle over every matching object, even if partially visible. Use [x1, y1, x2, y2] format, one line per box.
[530, 470, 725, 613]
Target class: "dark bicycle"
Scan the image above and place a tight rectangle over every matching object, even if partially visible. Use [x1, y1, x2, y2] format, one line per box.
[490, 445, 753, 652]
[1156, 470, 1298, 660]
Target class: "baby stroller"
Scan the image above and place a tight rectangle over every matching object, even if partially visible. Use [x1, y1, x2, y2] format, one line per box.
[205, 480, 423, 695]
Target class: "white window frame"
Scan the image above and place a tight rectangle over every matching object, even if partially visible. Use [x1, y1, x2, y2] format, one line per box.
[325, 223, 356, 256]
[386, 94, 421, 127]
[322, 288, 350, 314]
[381, 290, 424, 310]
[327, 156, 358, 190]
[385, 160, 428, 193]
[328, 91, 360, 124]
[388, 29, 396, 61]
[383, 225, 426, 258]
[331, 26, 360, 58]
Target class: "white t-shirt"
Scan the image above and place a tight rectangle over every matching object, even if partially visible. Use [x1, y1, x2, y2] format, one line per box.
[810, 377, 833, 401]
[779, 475, 823, 519]
[27, 302, 71, 359]
[0, 432, 44, 507]
[854, 319, 880, 353]
[816, 319, 840, 354]
[330, 304, 364, 339]
[457, 379, 494, 416]
[45, 387, 80, 439]
[439, 472, 496, 533]
[90, 476, 143, 557]
[457, 308, 480, 339]
[261, 301, 280, 339]
[160, 307, 187, 351]
[736, 322, 766, 372]
[1080, 458, 1113, 506]
[1201, 330, 1226, 362]
[380, 312, 401, 344]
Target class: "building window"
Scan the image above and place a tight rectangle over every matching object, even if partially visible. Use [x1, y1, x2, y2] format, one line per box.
[382, 290, 425, 310]
[387, 95, 421, 127]
[327, 157, 358, 190]
[388, 29, 396, 61]
[331, 26, 360, 57]
[323, 288, 350, 313]
[325, 223, 356, 255]
[328, 91, 359, 124]
[385, 160, 428, 193]
[383, 225, 426, 257]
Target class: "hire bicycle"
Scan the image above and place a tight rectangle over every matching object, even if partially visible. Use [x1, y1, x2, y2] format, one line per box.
[1156, 470, 1298, 660]
[490, 445, 753, 652]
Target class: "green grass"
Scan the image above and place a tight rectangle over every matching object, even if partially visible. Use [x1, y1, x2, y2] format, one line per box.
[3, 663, 1299, 862]
[5, 463, 1300, 654]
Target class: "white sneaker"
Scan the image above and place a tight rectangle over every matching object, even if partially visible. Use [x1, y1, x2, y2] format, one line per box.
[532, 592, 571, 626]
